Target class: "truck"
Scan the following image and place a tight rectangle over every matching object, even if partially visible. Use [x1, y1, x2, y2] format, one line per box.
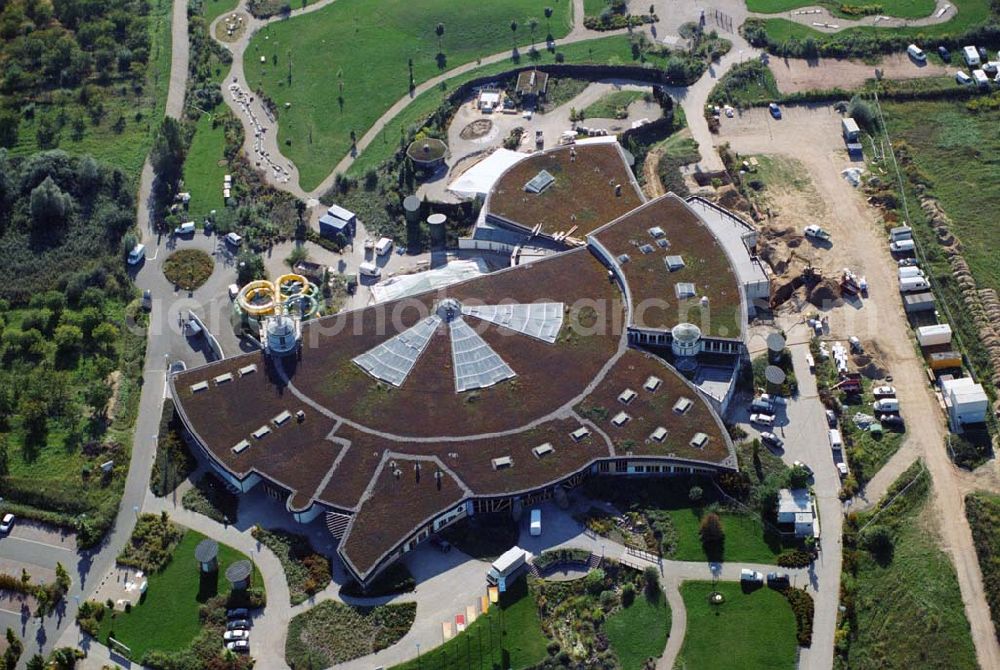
[916, 323, 953, 347]
[828, 428, 843, 451]
[358, 261, 381, 278]
[804, 225, 831, 241]
[487, 546, 529, 586]
[375, 237, 393, 256]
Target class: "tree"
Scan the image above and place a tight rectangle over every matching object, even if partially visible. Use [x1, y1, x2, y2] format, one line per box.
[435, 22, 445, 53]
[55, 562, 71, 592]
[29, 176, 73, 230]
[54, 324, 84, 355]
[285, 245, 310, 268]
[150, 116, 185, 195]
[236, 251, 266, 285]
[510, 19, 518, 48]
[90, 322, 119, 351]
[26, 654, 45, 670]
[643, 565, 659, 596]
[528, 18, 538, 45]
[699, 512, 725, 554]
[848, 95, 879, 134]
[0, 111, 19, 148]
[688, 485, 703, 502]
[787, 464, 812, 489]
[0, 436, 9, 477]
[84, 381, 113, 417]
[860, 524, 894, 564]
[544, 7, 553, 37]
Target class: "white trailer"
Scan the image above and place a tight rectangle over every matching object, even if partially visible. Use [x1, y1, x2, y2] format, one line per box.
[916, 324, 953, 347]
[487, 546, 528, 585]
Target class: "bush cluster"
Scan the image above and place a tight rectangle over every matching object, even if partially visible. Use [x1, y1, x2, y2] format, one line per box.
[117, 513, 185, 573]
[781, 587, 815, 646]
[250, 527, 332, 604]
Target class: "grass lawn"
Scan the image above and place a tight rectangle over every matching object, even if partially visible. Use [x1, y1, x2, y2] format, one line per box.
[655, 130, 700, 196]
[582, 90, 647, 119]
[390, 577, 548, 670]
[605, 591, 671, 670]
[841, 463, 976, 669]
[202, 0, 242, 25]
[670, 509, 784, 563]
[747, 0, 936, 18]
[758, 0, 992, 43]
[163, 250, 215, 290]
[182, 112, 229, 221]
[244, 0, 574, 191]
[97, 530, 261, 658]
[583, 0, 608, 15]
[347, 34, 665, 177]
[707, 60, 778, 108]
[676, 581, 797, 670]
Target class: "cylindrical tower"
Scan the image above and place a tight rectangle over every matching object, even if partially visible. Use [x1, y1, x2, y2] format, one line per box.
[427, 213, 447, 250]
[195, 539, 219, 574]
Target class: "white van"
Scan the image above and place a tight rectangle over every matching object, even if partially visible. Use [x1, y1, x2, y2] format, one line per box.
[899, 276, 931, 293]
[374, 237, 393, 256]
[898, 266, 925, 279]
[963, 45, 981, 67]
[828, 428, 843, 451]
[225, 232, 243, 248]
[956, 71, 973, 85]
[529, 509, 541, 536]
[358, 262, 381, 278]
[873, 398, 900, 413]
[889, 239, 915, 253]
[175, 221, 196, 236]
[127, 243, 146, 266]
[907, 44, 927, 62]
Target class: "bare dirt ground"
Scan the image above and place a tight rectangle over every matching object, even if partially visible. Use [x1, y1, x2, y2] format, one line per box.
[715, 104, 1000, 668]
[769, 53, 952, 94]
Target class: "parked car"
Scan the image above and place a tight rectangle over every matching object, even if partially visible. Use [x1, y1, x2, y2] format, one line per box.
[741, 569, 764, 584]
[226, 619, 250, 631]
[530, 508, 542, 536]
[793, 461, 814, 477]
[767, 572, 790, 587]
[751, 394, 775, 412]
[0, 514, 14, 534]
[223, 630, 249, 642]
[226, 640, 250, 653]
[825, 409, 838, 427]
[141, 289, 152, 311]
[227, 608, 248, 620]
[873, 385, 897, 398]
[228, 283, 240, 301]
[750, 413, 775, 427]
[907, 44, 927, 62]
[127, 243, 146, 266]
[225, 232, 243, 248]
[897, 257, 919, 267]
[837, 462, 850, 478]
[938, 45, 951, 61]
[804, 225, 831, 241]
[760, 432, 784, 449]
[169, 360, 187, 376]
[358, 262, 381, 278]
[879, 414, 905, 428]
[768, 102, 782, 119]
[174, 221, 196, 236]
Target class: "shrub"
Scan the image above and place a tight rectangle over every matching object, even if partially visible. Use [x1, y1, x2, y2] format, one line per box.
[847, 95, 879, 134]
[777, 549, 814, 568]
[781, 587, 815, 646]
[586, 569, 607, 596]
[859, 524, 894, 564]
[621, 582, 636, 607]
[643, 566, 660, 595]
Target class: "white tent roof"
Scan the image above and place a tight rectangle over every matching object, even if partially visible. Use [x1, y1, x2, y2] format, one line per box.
[448, 149, 529, 199]
[371, 258, 490, 304]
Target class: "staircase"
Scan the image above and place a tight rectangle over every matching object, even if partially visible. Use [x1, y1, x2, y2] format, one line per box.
[325, 511, 352, 540]
[587, 552, 603, 570]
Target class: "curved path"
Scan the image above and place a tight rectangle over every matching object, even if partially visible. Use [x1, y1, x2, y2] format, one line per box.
[747, 0, 959, 32]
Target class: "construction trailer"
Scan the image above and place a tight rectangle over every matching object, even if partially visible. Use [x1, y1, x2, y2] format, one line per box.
[916, 324, 953, 347]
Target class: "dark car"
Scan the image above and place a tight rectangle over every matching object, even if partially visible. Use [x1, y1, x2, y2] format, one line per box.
[227, 619, 250, 631]
[938, 45, 951, 61]
[767, 572, 790, 587]
[226, 608, 248, 620]
[768, 102, 782, 119]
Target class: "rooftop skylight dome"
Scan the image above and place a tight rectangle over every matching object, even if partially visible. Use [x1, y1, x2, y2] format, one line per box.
[671, 322, 702, 358]
[352, 298, 565, 393]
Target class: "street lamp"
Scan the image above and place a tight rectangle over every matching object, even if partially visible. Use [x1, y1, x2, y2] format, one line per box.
[416, 642, 421, 669]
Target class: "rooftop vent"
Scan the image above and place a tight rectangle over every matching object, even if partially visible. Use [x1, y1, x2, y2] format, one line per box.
[644, 376, 662, 392]
[650, 426, 668, 443]
[190, 381, 209, 393]
[611, 411, 631, 427]
[665, 255, 686, 271]
[238, 364, 257, 377]
[690, 432, 709, 449]
[296, 410, 305, 422]
[648, 226, 665, 239]
[675, 282, 697, 299]
[532, 443, 555, 458]
[214, 372, 234, 385]
[618, 388, 637, 405]
[491, 456, 514, 470]
[639, 244, 655, 255]
[232, 440, 250, 455]
[618, 254, 631, 264]
[251, 426, 271, 440]
[656, 238, 670, 249]
[272, 410, 292, 427]
[570, 426, 591, 442]
[673, 397, 694, 415]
